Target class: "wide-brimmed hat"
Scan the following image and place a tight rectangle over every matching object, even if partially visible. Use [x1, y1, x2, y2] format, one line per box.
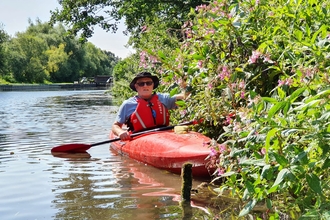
[129, 72, 159, 91]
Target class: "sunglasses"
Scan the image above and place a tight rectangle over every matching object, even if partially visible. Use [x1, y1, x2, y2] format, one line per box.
[136, 81, 153, 87]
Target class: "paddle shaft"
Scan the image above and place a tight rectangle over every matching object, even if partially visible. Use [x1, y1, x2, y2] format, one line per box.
[51, 120, 196, 152]
[90, 121, 194, 147]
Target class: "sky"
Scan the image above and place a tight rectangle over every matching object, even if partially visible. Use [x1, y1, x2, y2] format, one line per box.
[0, 0, 133, 58]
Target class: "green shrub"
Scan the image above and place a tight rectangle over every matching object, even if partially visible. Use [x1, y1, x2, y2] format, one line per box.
[136, 0, 330, 217]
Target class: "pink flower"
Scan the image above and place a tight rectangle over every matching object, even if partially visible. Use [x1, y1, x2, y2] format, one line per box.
[278, 79, 285, 86]
[185, 29, 192, 38]
[217, 66, 230, 80]
[225, 115, 232, 125]
[239, 81, 245, 89]
[196, 4, 208, 12]
[285, 78, 293, 85]
[219, 144, 227, 153]
[263, 54, 274, 63]
[240, 91, 245, 99]
[261, 148, 266, 155]
[209, 147, 218, 156]
[197, 60, 203, 68]
[141, 25, 147, 32]
[268, 11, 275, 16]
[180, 109, 187, 117]
[206, 29, 215, 35]
[217, 168, 225, 175]
[248, 50, 262, 64]
[278, 78, 293, 86]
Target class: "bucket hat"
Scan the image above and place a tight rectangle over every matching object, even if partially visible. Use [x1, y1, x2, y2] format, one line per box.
[129, 72, 159, 91]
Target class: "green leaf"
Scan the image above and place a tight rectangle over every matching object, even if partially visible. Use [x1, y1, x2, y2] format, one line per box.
[220, 171, 236, 177]
[288, 87, 305, 103]
[319, 111, 330, 121]
[239, 159, 267, 166]
[239, 199, 257, 217]
[256, 101, 264, 114]
[294, 29, 303, 41]
[261, 164, 271, 179]
[175, 100, 185, 107]
[265, 128, 278, 158]
[267, 185, 278, 194]
[262, 97, 278, 104]
[268, 102, 286, 119]
[272, 168, 289, 187]
[306, 173, 322, 195]
[157, 50, 166, 60]
[169, 87, 179, 96]
[282, 101, 290, 116]
[277, 87, 285, 100]
[202, 45, 209, 55]
[311, 24, 327, 43]
[292, 99, 321, 112]
[192, 54, 205, 60]
[272, 152, 289, 167]
[322, 158, 330, 169]
[290, 165, 305, 177]
[245, 180, 255, 194]
[321, 211, 330, 220]
[266, 198, 272, 209]
[305, 89, 330, 102]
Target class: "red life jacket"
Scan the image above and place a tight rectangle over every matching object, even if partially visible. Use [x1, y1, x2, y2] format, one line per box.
[129, 94, 170, 132]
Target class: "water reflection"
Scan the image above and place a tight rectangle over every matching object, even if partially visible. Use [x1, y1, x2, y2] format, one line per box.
[0, 90, 211, 220]
[49, 150, 209, 219]
[51, 151, 92, 159]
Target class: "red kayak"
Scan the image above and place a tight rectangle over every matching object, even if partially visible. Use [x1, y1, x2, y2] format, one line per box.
[109, 130, 212, 178]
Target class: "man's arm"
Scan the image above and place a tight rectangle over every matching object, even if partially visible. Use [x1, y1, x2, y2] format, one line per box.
[111, 121, 131, 141]
[174, 90, 191, 100]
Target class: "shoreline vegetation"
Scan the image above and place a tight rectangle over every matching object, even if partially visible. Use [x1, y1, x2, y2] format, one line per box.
[0, 83, 110, 91]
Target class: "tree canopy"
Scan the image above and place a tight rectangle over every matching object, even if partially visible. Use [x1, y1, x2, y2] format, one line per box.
[0, 20, 119, 83]
[50, 0, 207, 43]
[0, 25, 9, 77]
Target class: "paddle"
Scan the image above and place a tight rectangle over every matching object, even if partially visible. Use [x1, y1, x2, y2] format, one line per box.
[51, 120, 198, 153]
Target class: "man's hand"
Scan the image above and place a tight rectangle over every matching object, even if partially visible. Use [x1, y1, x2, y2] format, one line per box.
[118, 130, 131, 141]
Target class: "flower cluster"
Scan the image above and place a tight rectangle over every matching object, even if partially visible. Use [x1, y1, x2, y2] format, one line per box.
[248, 50, 274, 64]
[139, 51, 159, 69]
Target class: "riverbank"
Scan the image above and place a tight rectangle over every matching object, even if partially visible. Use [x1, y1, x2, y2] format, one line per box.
[0, 83, 110, 91]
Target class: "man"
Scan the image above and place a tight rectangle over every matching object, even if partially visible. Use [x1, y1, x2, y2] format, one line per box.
[111, 71, 186, 141]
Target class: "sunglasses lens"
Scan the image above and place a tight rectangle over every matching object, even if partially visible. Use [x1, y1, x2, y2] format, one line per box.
[137, 81, 153, 86]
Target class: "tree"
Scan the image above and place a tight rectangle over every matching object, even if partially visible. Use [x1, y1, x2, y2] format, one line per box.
[0, 25, 9, 77]
[3, 20, 119, 83]
[8, 33, 49, 83]
[45, 43, 70, 82]
[50, 0, 207, 42]
[110, 53, 141, 104]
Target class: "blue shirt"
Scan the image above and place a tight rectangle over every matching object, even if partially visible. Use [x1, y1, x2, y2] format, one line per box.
[115, 93, 177, 124]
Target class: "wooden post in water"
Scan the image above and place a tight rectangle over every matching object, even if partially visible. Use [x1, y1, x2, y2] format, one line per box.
[181, 162, 193, 219]
[181, 162, 192, 201]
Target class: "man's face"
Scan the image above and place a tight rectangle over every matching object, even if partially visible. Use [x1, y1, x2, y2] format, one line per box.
[135, 77, 154, 98]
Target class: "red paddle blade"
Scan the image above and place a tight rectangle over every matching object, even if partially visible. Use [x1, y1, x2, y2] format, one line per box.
[51, 143, 92, 153]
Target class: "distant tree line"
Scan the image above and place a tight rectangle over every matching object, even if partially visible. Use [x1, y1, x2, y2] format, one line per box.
[0, 19, 119, 84]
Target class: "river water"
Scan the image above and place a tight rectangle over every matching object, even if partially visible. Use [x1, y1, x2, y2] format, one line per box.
[0, 90, 211, 220]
